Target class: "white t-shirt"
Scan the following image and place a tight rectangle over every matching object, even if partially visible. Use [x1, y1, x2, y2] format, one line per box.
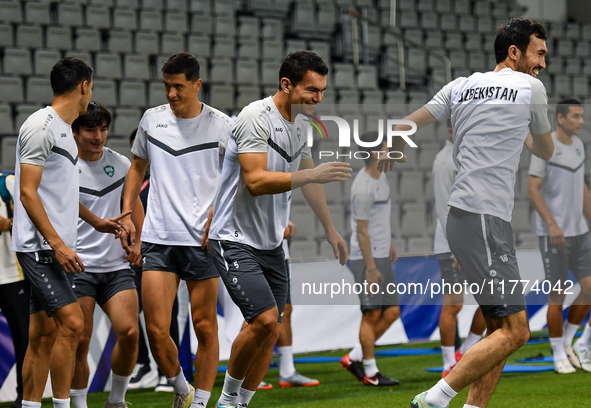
[529, 132, 588, 237]
[0, 175, 23, 285]
[210, 96, 312, 250]
[349, 170, 392, 260]
[12, 106, 80, 252]
[77, 148, 131, 273]
[432, 141, 455, 254]
[425, 68, 551, 222]
[131, 103, 232, 246]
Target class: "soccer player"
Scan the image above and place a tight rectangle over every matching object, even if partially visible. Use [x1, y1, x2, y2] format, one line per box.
[68, 102, 144, 407]
[121, 52, 232, 408]
[378, 17, 554, 408]
[12, 57, 128, 408]
[340, 132, 400, 387]
[209, 50, 351, 408]
[432, 122, 485, 378]
[528, 97, 591, 373]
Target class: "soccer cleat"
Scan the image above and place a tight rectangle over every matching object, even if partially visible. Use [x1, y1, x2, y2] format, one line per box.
[454, 349, 463, 363]
[363, 372, 400, 386]
[278, 371, 320, 388]
[257, 381, 273, 390]
[104, 402, 130, 408]
[554, 358, 576, 374]
[340, 353, 365, 381]
[128, 363, 158, 389]
[155, 376, 174, 392]
[172, 383, 194, 408]
[215, 401, 238, 408]
[410, 391, 448, 408]
[441, 365, 455, 378]
[566, 346, 581, 369]
[574, 339, 591, 372]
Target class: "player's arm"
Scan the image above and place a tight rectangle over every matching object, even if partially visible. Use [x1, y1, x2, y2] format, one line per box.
[127, 197, 144, 266]
[583, 182, 591, 226]
[299, 157, 348, 265]
[525, 131, 554, 161]
[239, 153, 351, 196]
[78, 202, 130, 239]
[528, 175, 564, 249]
[357, 219, 382, 285]
[121, 155, 149, 245]
[20, 163, 84, 273]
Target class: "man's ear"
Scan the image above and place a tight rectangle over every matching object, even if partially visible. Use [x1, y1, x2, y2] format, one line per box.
[194, 78, 202, 92]
[279, 77, 292, 93]
[81, 80, 90, 95]
[507, 45, 519, 62]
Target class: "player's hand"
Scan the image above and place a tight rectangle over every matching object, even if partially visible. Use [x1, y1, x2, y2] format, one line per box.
[377, 137, 408, 172]
[390, 243, 398, 264]
[284, 221, 297, 239]
[325, 227, 348, 265]
[311, 162, 352, 184]
[53, 242, 84, 274]
[453, 257, 463, 273]
[549, 223, 565, 250]
[201, 208, 214, 252]
[127, 240, 142, 267]
[366, 266, 383, 288]
[120, 215, 136, 252]
[0, 216, 12, 232]
[94, 211, 132, 235]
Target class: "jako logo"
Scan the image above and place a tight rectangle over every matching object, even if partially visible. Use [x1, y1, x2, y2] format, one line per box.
[156, 123, 168, 128]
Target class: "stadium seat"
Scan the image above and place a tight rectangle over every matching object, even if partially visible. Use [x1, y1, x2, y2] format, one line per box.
[238, 16, 260, 39]
[262, 19, 283, 41]
[511, 201, 531, 233]
[573, 76, 589, 98]
[517, 232, 538, 249]
[260, 61, 277, 87]
[208, 85, 234, 111]
[26, 76, 53, 104]
[398, 171, 423, 202]
[94, 53, 122, 80]
[74, 28, 102, 52]
[1, 136, 17, 172]
[148, 81, 167, 106]
[473, 1, 490, 17]
[123, 54, 150, 80]
[187, 34, 211, 58]
[445, 33, 463, 50]
[85, 6, 111, 29]
[390, 202, 401, 237]
[142, 0, 163, 11]
[108, 30, 133, 53]
[161, 32, 185, 55]
[57, 4, 84, 27]
[440, 14, 457, 32]
[90, 0, 114, 7]
[3, 48, 32, 76]
[554, 76, 572, 96]
[209, 57, 233, 84]
[361, 90, 383, 111]
[165, 11, 188, 33]
[337, 89, 360, 109]
[418, 145, 440, 171]
[91, 79, 117, 107]
[289, 240, 317, 258]
[236, 60, 259, 86]
[477, 17, 493, 34]
[420, 12, 438, 30]
[236, 86, 260, 109]
[212, 0, 234, 16]
[0, 2, 22, 24]
[565, 59, 581, 76]
[14, 104, 39, 131]
[237, 39, 260, 60]
[576, 41, 590, 58]
[119, 81, 146, 107]
[332, 63, 356, 90]
[117, 0, 139, 9]
[189, 0, 210, 14]
[0, 104, 14, 135]
[468, 52, 486, 71]
[285, 39, 307, 54]
[0, 23, 13, 48]
[134, 31, 158, 55]
[34, 49, 61, 76]
[190, 14, 214, 35]
[25, 3, 49, 25]
[547, 57, 564, 75]
[453, 0, 471, 15]
[262, 40, 284, 62]
[465, 34, 483, 52]
[357, 66, 378, 89]
[105, 137, 133, 160]
[112, 108, 141, 137]
[566, 23, 581, 40]
[424, 176, 434, 201]
[317, 3, 337, 36]
[391, 238, 407, 253]
[291, 2, 315, 36]
[113, 9, 138, 30]
[64, 50, 92, 66]
[557, 39, 573, 57]
[167, 0, 187, 12]
[140, 11, 163, 32]
[401, 203, 427, 237]
[214, 16, 236, 37]
[459, 15, 476, 32]
[399, 11, 418, 29]
[408, 237, 432, 253]
[402, 28, 423, 47]
[16, 25, 43, 48]
[450, 50, 468, 70]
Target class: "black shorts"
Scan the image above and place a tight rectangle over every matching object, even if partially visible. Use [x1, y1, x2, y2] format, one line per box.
[437, 252, 466, 294]
[16, 251, 78, 317]
[141, 242, 218, 281]
[285, 260, 291, 305]
[73, 269, 136, 307]
[539, 232, 591, 287]
[210, 240, 288, 323]
[349, 257, 399, 312]
[447, 207, 526, 320]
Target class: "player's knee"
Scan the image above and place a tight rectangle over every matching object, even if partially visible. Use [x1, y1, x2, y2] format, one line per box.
[362, 309, 382, 325]
[193, 318, 218, 343]
[510, 324, 530, 349]
[145, 322, 168, 342]
[117, 324, 139, 350]
[383, 306, 400, 323]
[59, 316, 84, 343]
[251, 313, 278, 338]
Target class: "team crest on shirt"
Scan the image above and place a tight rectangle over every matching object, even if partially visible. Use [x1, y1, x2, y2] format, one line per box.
[576, 148, 581, 156]
[104, 165, 115, 177]
[297, 127, 301, 141]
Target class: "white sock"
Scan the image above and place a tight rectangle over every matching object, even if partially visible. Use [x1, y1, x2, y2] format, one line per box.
[167, 372, 190, 395]
[441, 346, 456, 371]
[464, 405, 480, 408]
[22, 401, 42, 408]
[191, 389, 211, 407]
[238, 387, 255, 407]
[278, 346, 296, 378]
[580, 322, 591, 346]
[425, 378, 458, 407]
[349, 344, 363, 362]
[563, 321, 580, 348]
[550, 336, 568, 362]
[108, 373, 131, 404]
[219, 371, 244, 405]
[70, 388, 88, 408]
[363, 358, 378, 377]
[460, 331, 482, 355]
[52, 398, 70, 408]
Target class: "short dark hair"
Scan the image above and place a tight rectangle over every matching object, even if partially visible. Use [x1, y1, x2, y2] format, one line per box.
[357, 132, 386, 165]
[161, 52, 200, 82]
[50, 57, 93, 96]
[494, 17, 547, 64]
[278, 50, 329, 90]
[556, 96, 583, 120]
[72, 101, 111, 133]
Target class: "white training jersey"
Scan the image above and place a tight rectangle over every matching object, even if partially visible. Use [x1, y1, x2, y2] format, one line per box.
[529, 132, 588, 237]
[210, 96, 312, 250]
[131, 103, 232, 246]
[12, 106, 80, 252]
[0, 175, 23, 285]
[349, 170, 392, 260]
[425, 68, 551, 222]
[77, 148, 131, 273]
[432, 141, 455, 254]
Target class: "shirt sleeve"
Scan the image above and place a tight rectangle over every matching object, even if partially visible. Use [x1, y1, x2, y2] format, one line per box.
[424, 77, 464, 121]
[529, 78, 552, 135]
[352, 185, 373, 221]
[528, 153, 547, 178]
[18, 123, 54, 166]
[5, 175, 15, 197]
[233, 107, 270, 154]
[130, 120, 149, 159]
[432, 157, 455, 233]
[301, 145, 312, 160]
